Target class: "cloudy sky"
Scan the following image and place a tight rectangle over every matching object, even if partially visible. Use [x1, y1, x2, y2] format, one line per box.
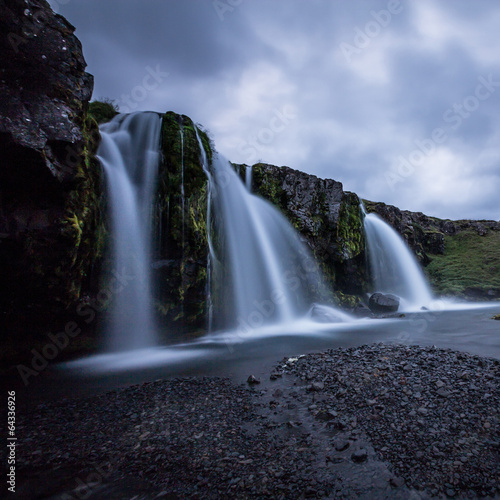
[51, 0, 500, 221]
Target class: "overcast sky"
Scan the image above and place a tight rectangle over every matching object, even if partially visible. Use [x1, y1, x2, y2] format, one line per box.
[51, 0, 500, 221]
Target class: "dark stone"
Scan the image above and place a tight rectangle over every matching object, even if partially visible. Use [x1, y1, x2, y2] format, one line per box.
[247, 375, 260, 385]
[333, 439, 350, 452]
[351, 449, 368, 463]
[368, 292, 400, 313]
[306, 381, 324, 392]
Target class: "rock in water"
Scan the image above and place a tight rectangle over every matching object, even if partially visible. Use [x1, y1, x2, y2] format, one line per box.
[368, 292, 400, 313]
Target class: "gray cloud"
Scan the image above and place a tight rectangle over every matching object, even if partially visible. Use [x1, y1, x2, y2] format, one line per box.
[53, 0, 500, 221]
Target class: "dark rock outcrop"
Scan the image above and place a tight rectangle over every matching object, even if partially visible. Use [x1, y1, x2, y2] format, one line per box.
[246, 163, 368, 305]
[0, 0, 104, 338]
[364, 200, 500, 264]
[368, 292, 400, 313]
[0, 0, 94, 181]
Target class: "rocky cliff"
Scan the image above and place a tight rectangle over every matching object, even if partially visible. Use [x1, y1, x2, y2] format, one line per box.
[245, 163, 368, 304]
[0, 0, 105, 339]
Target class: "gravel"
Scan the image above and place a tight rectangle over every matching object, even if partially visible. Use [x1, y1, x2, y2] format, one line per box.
[12, 344, 500, 499]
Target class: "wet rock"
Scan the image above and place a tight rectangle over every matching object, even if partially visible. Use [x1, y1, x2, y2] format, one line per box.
[368, 292, 400, 313]
[333, 439, 350, 452]
[247, 375, 260, 385]
[351, 449, 368, 463]
[0, 0, 104, 332]
[307, 381, 325, 392]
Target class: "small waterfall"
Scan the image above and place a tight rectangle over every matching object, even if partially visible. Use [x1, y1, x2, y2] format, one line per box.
[179, 127, 185, 249]
[195, 129, 333, 331]
[98, 112, 162, 351]
[362, 205, 433, 310]
[245, 165, 253, 192]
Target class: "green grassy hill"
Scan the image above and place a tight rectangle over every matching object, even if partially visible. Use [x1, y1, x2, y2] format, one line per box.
[425, 229, 500, 299]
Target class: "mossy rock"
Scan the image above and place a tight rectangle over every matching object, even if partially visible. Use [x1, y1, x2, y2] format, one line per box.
[153, 111, 213, 331]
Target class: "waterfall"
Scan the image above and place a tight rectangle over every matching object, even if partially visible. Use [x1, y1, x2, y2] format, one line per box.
[245, 165, 253, 191]
[195, 130, 339, 331]
[98, 112, 162, 351]
[362, 205, 433, 310]
[179, 127, 185, 250]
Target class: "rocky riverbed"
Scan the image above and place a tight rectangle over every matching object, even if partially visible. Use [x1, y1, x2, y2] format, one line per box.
[13, 344, 499, 499]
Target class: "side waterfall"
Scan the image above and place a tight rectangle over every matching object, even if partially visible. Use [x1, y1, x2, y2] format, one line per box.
[362, 205, 433, 310]
[98, 112, 162, 351]
[195, 130, 350, 331]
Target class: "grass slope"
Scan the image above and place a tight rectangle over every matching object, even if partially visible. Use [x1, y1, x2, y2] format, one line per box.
[425, 229, 500, 297]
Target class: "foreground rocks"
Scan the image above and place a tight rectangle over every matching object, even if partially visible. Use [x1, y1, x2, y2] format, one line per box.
[14, 344, 499, 499]
[278, 344, 500, 498]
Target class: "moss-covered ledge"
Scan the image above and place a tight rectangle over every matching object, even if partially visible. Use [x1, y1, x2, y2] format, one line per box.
[153, 112, 212, 333]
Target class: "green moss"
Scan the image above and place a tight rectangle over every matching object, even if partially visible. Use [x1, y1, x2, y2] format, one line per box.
[336, 192, 364, 261]
[425, 229, 500, 296]
[153, 111, 212, 330]
[88, 100, 119, 124]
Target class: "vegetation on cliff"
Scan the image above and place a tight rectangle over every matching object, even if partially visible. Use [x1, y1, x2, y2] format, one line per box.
[426, 230, 500, 299]
[153, 112, 211, 332]
[88, 99, 119, 124]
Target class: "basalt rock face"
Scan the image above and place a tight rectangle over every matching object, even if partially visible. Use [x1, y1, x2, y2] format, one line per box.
[363, 200, 446, 264]
[245, 163, 368, 305]
[0, 0, 105, 336]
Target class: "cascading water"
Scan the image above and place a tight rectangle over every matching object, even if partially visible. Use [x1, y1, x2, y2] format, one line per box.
[245, 165, 253, 191]
[195, 130, 349, 331]
[179, 127, 185, 249]
[362, 205, 433, 310]
[98, 112, 162, 351]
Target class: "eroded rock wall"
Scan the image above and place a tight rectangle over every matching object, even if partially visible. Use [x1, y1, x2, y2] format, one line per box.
[0, 0, 105, 336]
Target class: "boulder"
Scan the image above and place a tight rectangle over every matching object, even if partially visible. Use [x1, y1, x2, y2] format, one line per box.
[368, 293, 400, 313]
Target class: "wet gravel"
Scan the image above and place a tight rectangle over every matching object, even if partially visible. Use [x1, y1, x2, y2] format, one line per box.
[12, 344, 500, 499]
[277, 344, 500, 499]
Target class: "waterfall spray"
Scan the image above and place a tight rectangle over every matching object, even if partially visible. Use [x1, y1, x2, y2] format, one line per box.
[194, 128, 344, 330]
[98, 112, 162, 351]
[361, 204, 433, 310]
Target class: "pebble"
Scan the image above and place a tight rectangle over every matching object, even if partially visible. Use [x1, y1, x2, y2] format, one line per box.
[246, 375, 260, 385]
[351, 449, 368, 463]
